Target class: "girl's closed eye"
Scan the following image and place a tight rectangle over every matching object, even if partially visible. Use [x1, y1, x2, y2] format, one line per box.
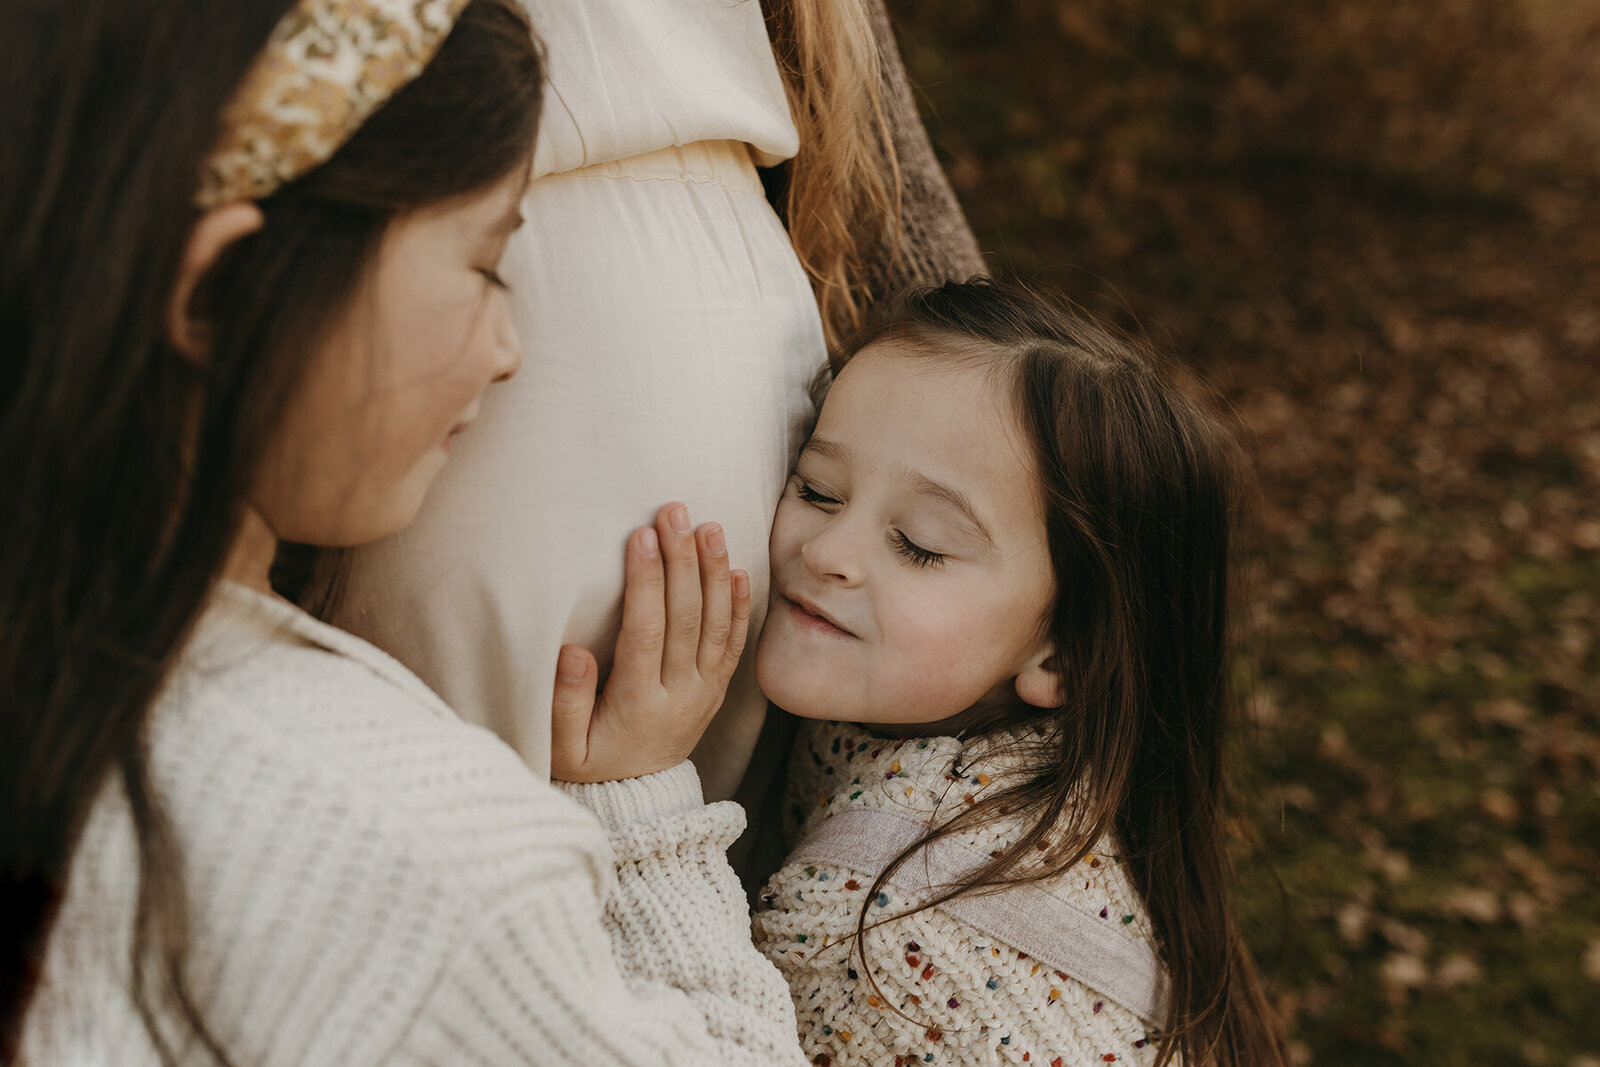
[477, 267, 511, 291]
[891, 529, 944, 568]
[794, 480, 840, 507]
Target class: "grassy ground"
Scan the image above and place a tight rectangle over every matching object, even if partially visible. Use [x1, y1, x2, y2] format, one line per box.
[893, 1, 1600, 1062]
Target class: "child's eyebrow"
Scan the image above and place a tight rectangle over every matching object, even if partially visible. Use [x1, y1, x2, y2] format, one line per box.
[802, 436, 996, 548]
[799, 437, 848, 464]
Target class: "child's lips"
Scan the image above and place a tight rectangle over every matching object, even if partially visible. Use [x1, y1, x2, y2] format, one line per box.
[783, 594, 856, 638]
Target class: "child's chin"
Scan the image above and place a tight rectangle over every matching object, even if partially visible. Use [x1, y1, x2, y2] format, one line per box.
[784, 704, 855, 722]
[755, 661, 838, 721]
[755, 679, 820, 720]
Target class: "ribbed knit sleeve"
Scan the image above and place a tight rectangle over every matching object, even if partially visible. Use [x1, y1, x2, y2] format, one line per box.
[549, 765, 812, 1064]
[20, 587, 807, 1067]
[392, 764, 808, 1065]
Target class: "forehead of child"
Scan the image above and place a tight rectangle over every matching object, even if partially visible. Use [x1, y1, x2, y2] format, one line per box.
[827, 332, 1017, 417]
[814, 337, 1047, 533]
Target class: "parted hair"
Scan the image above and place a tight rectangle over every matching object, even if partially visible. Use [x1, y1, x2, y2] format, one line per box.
[837, 280, 1289, 1067]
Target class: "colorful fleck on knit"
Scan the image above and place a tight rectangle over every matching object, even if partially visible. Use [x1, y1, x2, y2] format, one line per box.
[753, 720, 1174, 1066]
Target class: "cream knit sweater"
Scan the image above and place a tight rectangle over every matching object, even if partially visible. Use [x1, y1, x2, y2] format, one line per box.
[753, 721, 1172, 1067]
[21, 583, 807, 1066]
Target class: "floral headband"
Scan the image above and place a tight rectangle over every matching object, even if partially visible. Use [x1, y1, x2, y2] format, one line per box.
[196, 0, 473, 209]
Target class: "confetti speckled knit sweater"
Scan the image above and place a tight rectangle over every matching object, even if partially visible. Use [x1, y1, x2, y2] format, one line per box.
[752, 720, 1173, 1067]
[21, 583, 807, 1066]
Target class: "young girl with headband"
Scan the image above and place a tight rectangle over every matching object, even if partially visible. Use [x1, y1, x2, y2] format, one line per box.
[2, 1, 808, 1063]
[743, 282, 1290, 1066]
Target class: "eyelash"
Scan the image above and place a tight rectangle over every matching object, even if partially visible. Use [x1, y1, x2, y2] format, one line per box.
[794, 481, 838, 506]
[478, 268, 511, 291]
[892, 529, 945, 568]
[794, 480, 946, 568]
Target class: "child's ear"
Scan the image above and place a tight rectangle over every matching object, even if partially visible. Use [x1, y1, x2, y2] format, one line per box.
[1015, 645, 1065, 709]
[165, 201, 265, 362]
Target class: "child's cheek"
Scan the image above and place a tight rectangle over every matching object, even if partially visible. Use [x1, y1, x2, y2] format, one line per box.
[888, 599, 995, 714]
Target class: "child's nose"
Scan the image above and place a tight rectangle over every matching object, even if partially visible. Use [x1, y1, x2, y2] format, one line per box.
[800, 518, 863, 586]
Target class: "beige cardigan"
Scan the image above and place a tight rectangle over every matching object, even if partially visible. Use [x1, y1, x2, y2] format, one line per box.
[22, 584, 807, 1065]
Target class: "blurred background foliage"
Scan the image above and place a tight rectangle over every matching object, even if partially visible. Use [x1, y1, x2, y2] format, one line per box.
[891, 0, 1600, 1063]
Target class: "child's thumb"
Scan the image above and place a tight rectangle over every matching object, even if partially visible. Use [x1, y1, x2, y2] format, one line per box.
[549, 645, 598, 779]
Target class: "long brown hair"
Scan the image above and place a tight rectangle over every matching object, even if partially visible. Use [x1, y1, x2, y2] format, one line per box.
[761, 0, 901, 348]
[0, 0, 542, 1060]
[837, 281, 1287, 1067]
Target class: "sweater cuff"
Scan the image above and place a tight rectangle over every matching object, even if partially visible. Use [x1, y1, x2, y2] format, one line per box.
[553, 761, 705, 832]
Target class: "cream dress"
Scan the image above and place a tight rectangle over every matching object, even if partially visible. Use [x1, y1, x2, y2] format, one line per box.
[334, 0, 823, 800]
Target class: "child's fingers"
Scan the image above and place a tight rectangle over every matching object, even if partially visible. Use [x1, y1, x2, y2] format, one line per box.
[611, 525, 667, 686]
[549, 644, 599, 779]
[656, 502, 703, 683]
[717, 570, 753, 689]
[695, 522, 733, 679]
